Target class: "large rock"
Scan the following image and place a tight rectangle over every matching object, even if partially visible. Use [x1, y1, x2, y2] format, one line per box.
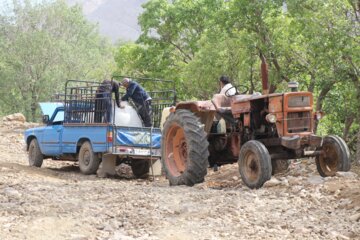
[336, 172, 358, 179]
[349, 213, 360, 222]
[306, 175, 324, 185]
[263, 177, 281, 187]
[2, 113, 26, 123]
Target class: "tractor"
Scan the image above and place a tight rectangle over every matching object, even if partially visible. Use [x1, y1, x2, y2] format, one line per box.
[160, 57, 351, 189]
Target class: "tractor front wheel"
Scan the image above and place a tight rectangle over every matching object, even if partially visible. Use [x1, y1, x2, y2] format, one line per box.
[238, 140, 272, 189]
[161, 110, 209, 186]
[316, 135, 351, 177]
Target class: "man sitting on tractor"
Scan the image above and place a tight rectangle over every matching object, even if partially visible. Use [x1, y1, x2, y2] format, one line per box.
[219, 75, 237, 96]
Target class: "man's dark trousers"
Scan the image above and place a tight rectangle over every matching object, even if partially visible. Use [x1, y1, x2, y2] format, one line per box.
[138, 100, 152, 127]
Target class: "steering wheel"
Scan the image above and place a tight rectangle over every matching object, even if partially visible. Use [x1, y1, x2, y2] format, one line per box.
[225, 85, 249, 97]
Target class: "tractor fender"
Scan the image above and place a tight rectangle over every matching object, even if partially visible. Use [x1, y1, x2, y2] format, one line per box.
[175, 100, 216, 112]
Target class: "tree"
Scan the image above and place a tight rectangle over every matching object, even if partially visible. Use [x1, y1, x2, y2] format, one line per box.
[0, 0, 115, 121]
[114, 0, 359, 162]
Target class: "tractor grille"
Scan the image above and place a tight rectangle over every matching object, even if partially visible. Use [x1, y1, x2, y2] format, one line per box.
[287, 112, 311, 133]
[288, 96, 310, 107]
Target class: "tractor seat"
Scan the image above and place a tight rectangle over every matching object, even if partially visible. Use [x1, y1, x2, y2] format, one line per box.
[211, 94, 232, 114]
[231, 94, 253, 102]
[212, 94, 231, 108]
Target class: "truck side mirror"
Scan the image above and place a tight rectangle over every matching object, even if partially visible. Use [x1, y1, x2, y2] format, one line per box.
[42, 115, 49, 124]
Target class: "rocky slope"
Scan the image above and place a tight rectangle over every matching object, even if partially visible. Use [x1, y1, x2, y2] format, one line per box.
[0, 115, 359, 240]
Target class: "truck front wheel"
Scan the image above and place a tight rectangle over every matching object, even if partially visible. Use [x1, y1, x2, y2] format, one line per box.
[161, 109, 209, 186]
[28, 139, 43, 167]
[238, 140, 272, 189]
[316, 135, 351, 177]
[78, 141, 100, 174]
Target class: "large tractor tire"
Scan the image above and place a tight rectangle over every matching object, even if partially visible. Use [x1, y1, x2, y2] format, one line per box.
[161, 109, 209, 186]
[131, 159, 150, 178]
[238, 140, 272, 189]
[78, 141, 100, 175]
[28, 139, 43, 167]
[316, 135, 351, 177]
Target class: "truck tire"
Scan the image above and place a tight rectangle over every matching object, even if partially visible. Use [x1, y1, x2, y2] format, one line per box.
[161, 109, 209, 186]
[238, 140, 272, 189]
[28, 139, 43, 167]
[316, 135, 351, 177]
[78, 141, 100, 175]
[271, 159, 290, 175]
[131, 160, 150, 178]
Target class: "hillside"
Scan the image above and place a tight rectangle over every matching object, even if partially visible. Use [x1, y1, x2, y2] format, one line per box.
[67, 0, 147, 42]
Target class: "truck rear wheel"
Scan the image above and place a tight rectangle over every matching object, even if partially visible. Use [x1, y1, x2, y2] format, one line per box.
[161, 109, 209, 186]
[28, 139, 43, 167]
[131, 160, 150, 178]
[238, 140, 272, 189]
[316, 135, 351, 177]
[78, 141, 100, 174]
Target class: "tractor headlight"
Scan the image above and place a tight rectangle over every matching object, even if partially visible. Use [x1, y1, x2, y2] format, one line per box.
[266, 113, 277, 123]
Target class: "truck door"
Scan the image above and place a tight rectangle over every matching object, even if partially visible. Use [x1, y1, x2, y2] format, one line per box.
[40, 108, 64, 156]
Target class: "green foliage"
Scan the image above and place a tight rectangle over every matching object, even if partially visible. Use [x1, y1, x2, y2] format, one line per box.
[114, 0, 360, 151]
[0, 0, 115, 121]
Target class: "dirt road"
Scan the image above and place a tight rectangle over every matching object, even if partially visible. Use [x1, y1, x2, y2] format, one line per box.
[0, 122, 360, 240]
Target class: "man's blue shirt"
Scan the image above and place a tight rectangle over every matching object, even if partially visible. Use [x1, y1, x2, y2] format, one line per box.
[121, 81, 151, 106]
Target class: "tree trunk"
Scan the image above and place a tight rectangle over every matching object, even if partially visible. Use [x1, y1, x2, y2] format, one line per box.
[31, 86, 38, 122]
[307, 72, 316, 93]
[249, 62, 254, 94]
[314, 84, 333, 133]
[356, 128, 360, 165]
[343, 116, 354, 141]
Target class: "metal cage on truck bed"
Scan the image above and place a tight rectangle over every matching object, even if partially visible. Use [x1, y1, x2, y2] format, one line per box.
[64, 80, 104, 124]
[113, 76, 176, 128]
[62, 78, 176, 127]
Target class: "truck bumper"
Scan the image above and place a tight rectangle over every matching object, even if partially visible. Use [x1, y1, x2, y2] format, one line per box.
[281, 134, 323, 150]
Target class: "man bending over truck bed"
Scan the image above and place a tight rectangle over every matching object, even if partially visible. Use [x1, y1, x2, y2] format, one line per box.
[120, 78, 152, 127]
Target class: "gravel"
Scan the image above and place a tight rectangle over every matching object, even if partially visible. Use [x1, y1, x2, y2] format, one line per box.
[0, 121, 359, 240]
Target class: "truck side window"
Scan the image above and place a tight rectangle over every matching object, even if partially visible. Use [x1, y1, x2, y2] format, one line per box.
[52, 110, 64, 124]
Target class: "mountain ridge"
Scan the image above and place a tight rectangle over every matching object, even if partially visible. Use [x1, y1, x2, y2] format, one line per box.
[67, 0, 147, 43]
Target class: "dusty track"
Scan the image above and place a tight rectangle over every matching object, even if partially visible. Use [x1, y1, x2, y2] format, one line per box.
[0, 123, 359, 240]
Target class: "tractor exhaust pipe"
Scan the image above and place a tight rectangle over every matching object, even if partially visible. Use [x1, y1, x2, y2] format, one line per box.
[260, 53, 269, 95]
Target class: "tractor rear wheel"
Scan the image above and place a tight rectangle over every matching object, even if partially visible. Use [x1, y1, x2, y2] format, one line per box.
[238, 140, 272, 189]
[316, 135, 351, 177]
[161, 109, 209, 186]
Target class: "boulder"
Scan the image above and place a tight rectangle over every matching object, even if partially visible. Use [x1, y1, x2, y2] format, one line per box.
[263, 177, 281, 187]
[2, 113, 26, 123]
[336, 172, 358, 179]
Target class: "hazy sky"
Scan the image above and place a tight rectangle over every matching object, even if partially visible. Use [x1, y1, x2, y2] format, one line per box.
[0, 0, 144, 42]
[0, 0, 49, 14]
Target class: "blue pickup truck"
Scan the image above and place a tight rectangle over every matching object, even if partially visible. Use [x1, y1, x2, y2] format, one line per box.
[24, 79, 175, 177]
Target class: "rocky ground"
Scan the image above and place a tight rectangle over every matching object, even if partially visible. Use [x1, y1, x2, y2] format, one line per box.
[0, 116, 360, 240]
